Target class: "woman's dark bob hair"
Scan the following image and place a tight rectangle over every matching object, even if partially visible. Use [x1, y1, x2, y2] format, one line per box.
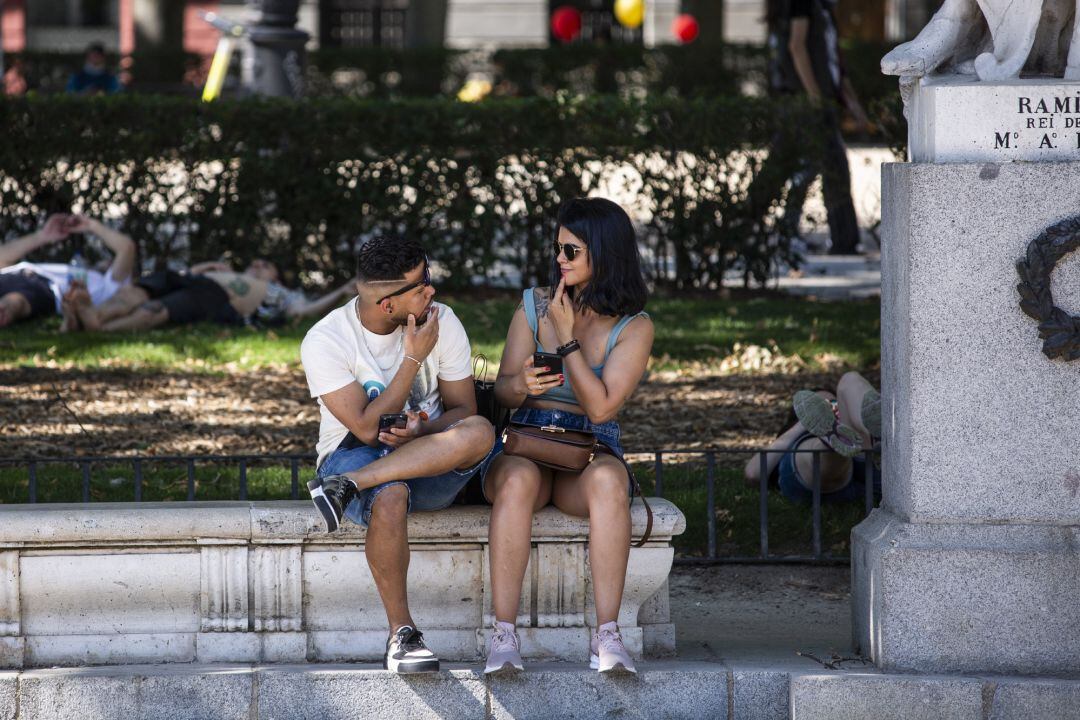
[551, 197, 648, 317]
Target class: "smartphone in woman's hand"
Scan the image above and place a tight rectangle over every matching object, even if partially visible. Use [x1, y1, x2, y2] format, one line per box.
[533, 352, 563, 378]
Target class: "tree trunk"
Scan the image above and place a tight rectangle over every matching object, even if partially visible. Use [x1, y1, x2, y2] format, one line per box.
[132, 0, 184, 85]
[405, 0, 446, 47]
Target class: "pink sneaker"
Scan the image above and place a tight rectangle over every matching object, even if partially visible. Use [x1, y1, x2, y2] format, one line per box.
[589, 621, 636, 674]
[485, 621, 524, 675]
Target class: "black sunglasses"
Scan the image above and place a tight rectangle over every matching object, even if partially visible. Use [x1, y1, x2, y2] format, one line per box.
[376, 263, 432, 305]
[553, 240, 585, 262]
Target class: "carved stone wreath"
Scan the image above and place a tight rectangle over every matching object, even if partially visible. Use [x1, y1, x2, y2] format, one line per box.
[1016, 216, 1080, 362]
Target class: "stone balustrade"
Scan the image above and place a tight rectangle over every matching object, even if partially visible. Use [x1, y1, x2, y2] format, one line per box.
[0, 499, 684, 669]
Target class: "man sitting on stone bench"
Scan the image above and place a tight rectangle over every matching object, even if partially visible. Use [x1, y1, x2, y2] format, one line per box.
[301, 235, 495, 674]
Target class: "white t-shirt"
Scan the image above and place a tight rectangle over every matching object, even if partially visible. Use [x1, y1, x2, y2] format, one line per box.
[301, 299, 474, 468]
[0, 262, 127, 313]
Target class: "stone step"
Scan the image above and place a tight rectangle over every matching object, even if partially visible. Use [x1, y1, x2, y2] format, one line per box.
[2, 661, 1079, 720]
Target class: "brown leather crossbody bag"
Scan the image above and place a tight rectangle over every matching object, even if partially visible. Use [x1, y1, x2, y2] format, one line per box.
[502, 422, 597, 473]
[501, 416, 653, 547]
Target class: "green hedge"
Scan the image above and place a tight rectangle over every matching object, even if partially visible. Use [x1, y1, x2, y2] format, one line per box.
[0, 94, 825, 290]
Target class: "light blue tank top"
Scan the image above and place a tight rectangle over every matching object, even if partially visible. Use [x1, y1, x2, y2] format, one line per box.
[522, 287, 647, 406]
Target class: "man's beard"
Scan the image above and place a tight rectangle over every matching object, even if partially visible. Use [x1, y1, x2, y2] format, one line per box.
[394, 304, 431, 327]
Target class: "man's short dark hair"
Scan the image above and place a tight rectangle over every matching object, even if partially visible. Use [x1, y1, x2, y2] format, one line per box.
[355, 236, 427, 281]
[86, 42, 106, 57]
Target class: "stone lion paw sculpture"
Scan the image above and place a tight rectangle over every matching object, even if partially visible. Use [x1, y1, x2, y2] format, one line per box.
[882, 0, 1080, 81]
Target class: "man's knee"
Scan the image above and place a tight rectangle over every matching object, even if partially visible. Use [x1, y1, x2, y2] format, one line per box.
[369, 484, 409, 522]
[443, 415, 495, 464]
[457, 414, 495, 442]
[458, 415, 496, 450]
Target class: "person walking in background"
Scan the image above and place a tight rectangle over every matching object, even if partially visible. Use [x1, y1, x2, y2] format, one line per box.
[481, 197, 653, 676]
[0, 213, 135, 329]
[754, 0, 869, 255]
[66, 43, 121, 95]
[302, 235, 495, 674]
[3, 57, 27, 96]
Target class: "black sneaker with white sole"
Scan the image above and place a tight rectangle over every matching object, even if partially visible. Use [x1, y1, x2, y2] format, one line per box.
[384, 625, 440, 674]
[307, 474, 357, 533]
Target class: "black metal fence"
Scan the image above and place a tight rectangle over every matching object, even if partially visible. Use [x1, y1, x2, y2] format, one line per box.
[0, 446, 879, 564]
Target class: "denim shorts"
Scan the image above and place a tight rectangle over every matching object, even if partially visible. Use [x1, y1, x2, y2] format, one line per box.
[317, 422, 495, 527]
[479, 407, 629, 498]
[777, 432, 881, 504]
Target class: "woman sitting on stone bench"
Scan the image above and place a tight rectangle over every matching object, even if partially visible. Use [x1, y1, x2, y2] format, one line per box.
[481, 197, 653, 676]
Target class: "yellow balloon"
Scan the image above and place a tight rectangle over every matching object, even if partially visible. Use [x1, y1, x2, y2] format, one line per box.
[614, 0, 644, 29]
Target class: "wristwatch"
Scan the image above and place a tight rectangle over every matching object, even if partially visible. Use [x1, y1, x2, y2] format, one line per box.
[556, 339, 581, 357]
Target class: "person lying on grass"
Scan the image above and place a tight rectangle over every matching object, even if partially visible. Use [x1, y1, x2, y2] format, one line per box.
[744, 371, 881, 504]
[0, 213, 136, 330]
[63, 258, 356, 332]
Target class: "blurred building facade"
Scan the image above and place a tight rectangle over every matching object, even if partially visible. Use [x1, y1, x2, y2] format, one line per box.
[1, 0, 934, 60]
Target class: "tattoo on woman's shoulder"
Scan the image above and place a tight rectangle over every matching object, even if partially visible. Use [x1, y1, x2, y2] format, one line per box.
[533, 287, 550, 318]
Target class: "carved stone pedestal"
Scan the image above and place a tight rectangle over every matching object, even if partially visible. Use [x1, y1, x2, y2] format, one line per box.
[852, 161, 1080, 674]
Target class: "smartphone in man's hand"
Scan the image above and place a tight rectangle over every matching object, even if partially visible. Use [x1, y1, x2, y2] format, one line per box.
[379, 413, 408, 431]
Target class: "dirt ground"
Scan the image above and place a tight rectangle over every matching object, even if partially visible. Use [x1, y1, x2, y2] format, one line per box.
[0, 366, 879, 459]
[669, 563, 861, 666]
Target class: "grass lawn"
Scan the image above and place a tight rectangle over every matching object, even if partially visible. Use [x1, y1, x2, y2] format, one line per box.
[0, 291, 881, 372]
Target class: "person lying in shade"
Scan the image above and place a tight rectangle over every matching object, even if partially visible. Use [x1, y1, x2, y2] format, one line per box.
[63, 258, 356, 332]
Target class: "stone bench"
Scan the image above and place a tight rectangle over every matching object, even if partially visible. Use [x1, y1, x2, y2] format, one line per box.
[0, 500, 684, 668]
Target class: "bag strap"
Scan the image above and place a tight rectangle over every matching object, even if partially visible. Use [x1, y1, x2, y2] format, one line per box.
[597, 445, 653, 547]
[473, 354, 490, 383]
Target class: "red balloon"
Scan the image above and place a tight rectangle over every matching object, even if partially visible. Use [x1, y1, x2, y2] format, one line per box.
[672, 14, 700, 44]
[551, 6, 582, 43]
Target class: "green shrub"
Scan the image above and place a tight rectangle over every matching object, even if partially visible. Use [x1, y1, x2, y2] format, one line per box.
[0, 94, 824, 290]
